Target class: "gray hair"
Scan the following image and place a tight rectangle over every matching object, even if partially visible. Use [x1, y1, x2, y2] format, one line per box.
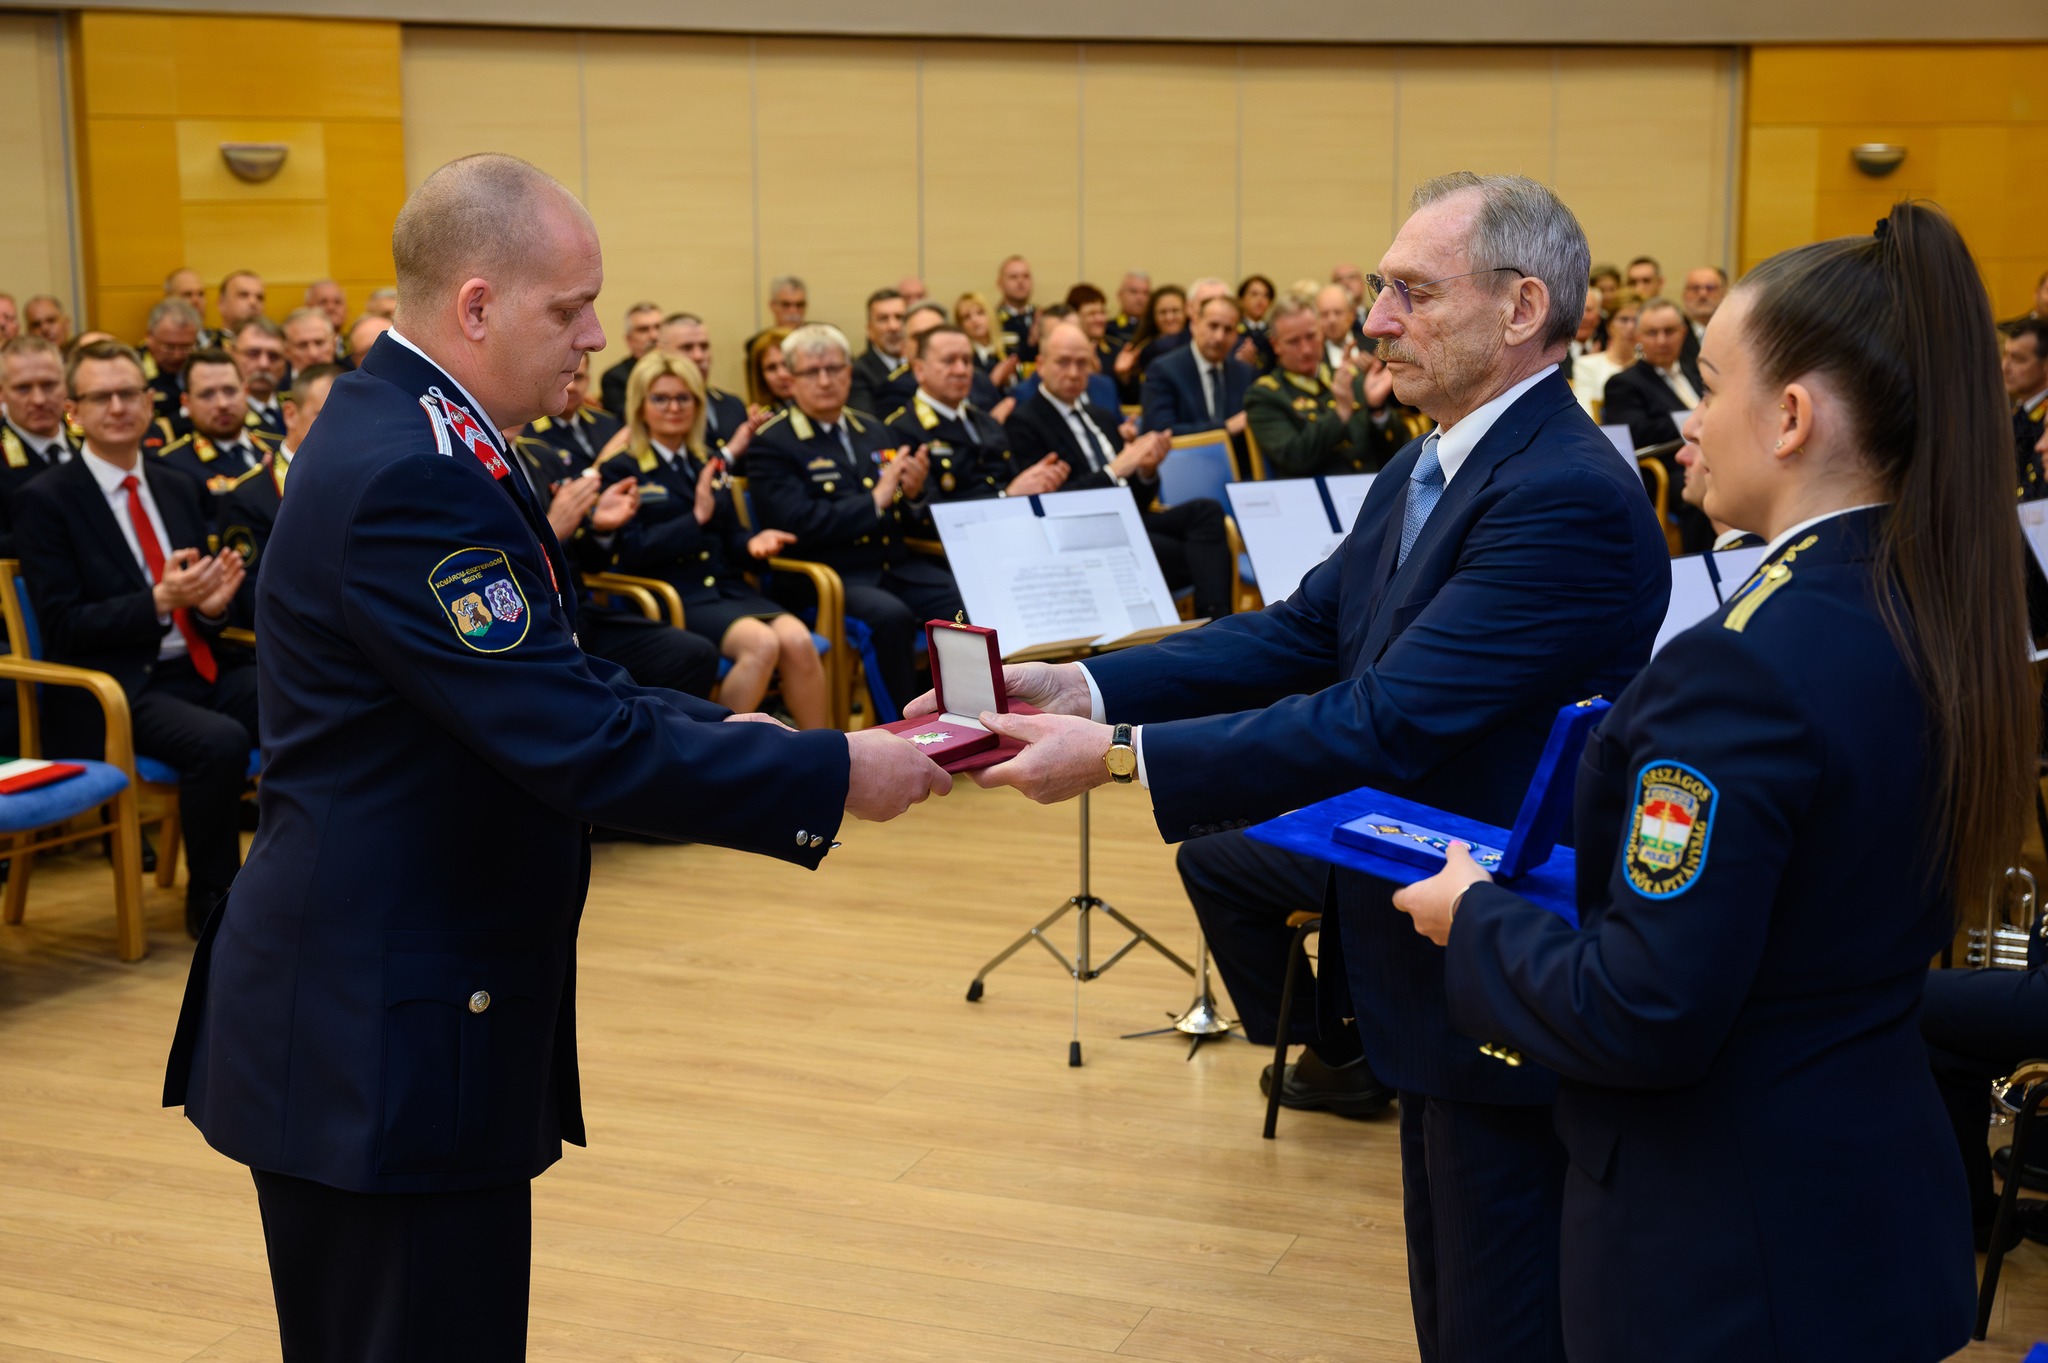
[781, 323, 849, 364]
[1636, 296, 1686, 326]
[282, 306, 334, 336]
[768, 275, 806, 297]
[624, 299, 662, 321]
[1411, 171, 1590, 351]
[367, 287, 398, 307]
[1267, 293, 1318, 326]
[1121, 270, 1150, 284]
[146, 299, 202, 334]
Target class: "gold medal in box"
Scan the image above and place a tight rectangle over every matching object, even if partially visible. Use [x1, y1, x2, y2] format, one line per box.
[878, 619, 1038, 771]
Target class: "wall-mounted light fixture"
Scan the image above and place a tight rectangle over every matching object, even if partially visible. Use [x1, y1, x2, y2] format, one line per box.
[220, 142, 289, 183]
[1851, 143, 1906, 178]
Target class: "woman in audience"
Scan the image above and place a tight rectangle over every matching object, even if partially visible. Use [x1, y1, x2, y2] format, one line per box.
[1393, 203, 2028, 1362]
[1236, 273, 1276, 369]
[1112, 283, 1186, 399]
[604, 351, 831, 728]
[745, 326, 794, 414]
[1572, 296, 1639, 419]
[953, 292, 1019, 390]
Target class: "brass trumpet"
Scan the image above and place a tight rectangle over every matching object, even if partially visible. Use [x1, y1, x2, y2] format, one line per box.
[1965, 866, 2040, 971]
[1993, 1059, 2048, 1127]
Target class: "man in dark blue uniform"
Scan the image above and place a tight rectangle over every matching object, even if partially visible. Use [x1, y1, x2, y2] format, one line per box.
[925, 173, 1670, 1363]
[522, 352, 621, 467]
[162, 153, 950, 1362]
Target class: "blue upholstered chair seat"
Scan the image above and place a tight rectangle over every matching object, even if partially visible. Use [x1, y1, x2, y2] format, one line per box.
[0, 760, 130, 832]
[134, 749, 261, 786]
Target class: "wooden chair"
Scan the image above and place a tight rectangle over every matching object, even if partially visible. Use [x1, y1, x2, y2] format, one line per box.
[1241, 424, 1271, 481]
[0, 559, 148, 960]
[1638, 456, 1681, 556]
[730, 477, 855, 728]
[584, 572, 683, 628]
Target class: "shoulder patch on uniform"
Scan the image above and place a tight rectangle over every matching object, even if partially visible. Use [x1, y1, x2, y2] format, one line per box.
[428, 547, 531, 654]
[1624, 761, 1717, 899]
[1, 428, 25, 469]
[1253, 374, 1281, 392]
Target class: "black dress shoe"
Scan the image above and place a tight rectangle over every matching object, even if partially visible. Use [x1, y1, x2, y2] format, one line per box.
[1993, 1144, 2048, 1193]
[185, 883, 227, 940]
[1260, 1047, 1395, 1118]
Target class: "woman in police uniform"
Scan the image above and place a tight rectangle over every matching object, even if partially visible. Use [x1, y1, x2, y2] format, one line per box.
[1395, 203, 2034, 1362]
[599, 351, 831, 728]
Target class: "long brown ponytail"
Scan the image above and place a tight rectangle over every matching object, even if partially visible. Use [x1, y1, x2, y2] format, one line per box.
[1739, 202, 2035, 912]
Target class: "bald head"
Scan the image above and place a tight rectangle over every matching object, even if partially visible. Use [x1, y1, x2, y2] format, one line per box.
[391, 153, 593, 325]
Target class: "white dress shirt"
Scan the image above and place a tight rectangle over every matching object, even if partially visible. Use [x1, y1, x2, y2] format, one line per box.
[6, 419, 69, 466]
[1041, 390, 1120, 480]
[1191, 349, 1221, 420]
[1078, 365, 1551, 788]
[82, 446, 184, 659]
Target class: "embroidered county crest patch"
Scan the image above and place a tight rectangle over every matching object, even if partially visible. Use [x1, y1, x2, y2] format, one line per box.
[1625, 761, 1717, 898]
[429, 547, 531, 653]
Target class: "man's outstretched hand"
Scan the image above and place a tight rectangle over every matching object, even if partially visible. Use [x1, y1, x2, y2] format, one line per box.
[844, 727, 954, 821]
[968, 710, 1115, 804]
[902, 661, 1094, 721]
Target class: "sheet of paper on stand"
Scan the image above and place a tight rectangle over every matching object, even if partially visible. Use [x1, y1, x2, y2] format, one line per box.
[1598, 424, 1643, 473]
[1225, 473, 1375, 604]
[1245, 699, 1612, 923]
[877, 620, 1042, 772]
[1652, 543, 1768, 655]
[930, 487, 1188, 656]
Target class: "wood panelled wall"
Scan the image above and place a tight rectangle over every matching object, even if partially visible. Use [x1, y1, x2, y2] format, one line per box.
[0, 14, 77, 316]
[1741, 44, 2048, 316]
[70, 12, 407, 343]
[403, 31, 1739, 391]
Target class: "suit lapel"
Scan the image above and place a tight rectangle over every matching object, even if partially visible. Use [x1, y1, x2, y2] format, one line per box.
[68, 459, 152, 591]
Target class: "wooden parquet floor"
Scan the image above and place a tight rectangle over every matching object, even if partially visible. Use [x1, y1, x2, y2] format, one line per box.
[1, 781, 2043, 1361]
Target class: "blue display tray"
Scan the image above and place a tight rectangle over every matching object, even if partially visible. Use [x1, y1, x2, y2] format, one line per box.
[1246, 788, 1582, 925]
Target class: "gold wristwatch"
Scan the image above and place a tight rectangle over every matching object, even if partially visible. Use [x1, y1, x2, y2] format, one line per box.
[1104, 723, 1137, 783]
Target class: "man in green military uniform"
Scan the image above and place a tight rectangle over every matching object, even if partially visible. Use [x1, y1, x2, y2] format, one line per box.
[1245, 293, 1404, 478]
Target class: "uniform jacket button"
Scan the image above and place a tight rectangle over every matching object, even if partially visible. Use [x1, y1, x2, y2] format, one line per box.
[796, 829, 809, 845]
[809, 835, 823, 848]
[468, 990, 491, 1014]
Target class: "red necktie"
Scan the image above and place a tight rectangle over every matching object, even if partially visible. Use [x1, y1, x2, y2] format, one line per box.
[122, 475, 217, 682]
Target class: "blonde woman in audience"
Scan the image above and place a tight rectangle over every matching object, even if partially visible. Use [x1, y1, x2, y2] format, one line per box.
[745, 326, 794, 414]
[953, 291, 1019, 389]
[1573, 297, 1641, 419]
[604, 351, 831, 728]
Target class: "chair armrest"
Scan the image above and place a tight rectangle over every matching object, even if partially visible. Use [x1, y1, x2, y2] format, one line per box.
[767, 557, 850, 727]
[1635, 456, 1678, 556]
[585, 571, 685, 628]
[219, 626, 256, 647]
[0, 656, 137, 777]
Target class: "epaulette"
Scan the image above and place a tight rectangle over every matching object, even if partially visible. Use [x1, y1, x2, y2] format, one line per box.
[1252, 374, 1281, 392]
[158, 432, 196, 456]
[579, 401, 609, 419]
[530, 415, 554, 434]
[2029, 394, 2048, 422]
[222, 463, 267, 492]
[887, 362, 911, 381]
[1, 428, 24, 470]
[248, 428, 278, 450]
[844, 410, 869, 434]
[1284, 371, 1323, 395]
[911, 396, 940, 430]
[883, 406, 909, 427]
[787, 409, 814, 440]
[635, 447, 660, 474]
[756, 409, 792, 436]
[141, 352, 161, 380]
[1723, 533, 1818, 633]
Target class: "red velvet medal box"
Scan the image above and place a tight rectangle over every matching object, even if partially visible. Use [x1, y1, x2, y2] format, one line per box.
[880, 621, 1038, 772]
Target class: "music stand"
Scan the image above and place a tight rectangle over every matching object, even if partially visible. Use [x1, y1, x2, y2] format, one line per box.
[1119, 931, 1247, 1058]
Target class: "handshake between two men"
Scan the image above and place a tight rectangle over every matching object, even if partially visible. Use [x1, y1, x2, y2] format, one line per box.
[840, 660, 1118, 823]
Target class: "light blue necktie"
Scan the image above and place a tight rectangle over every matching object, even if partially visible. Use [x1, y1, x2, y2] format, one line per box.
[1396, 433, 1445, 567]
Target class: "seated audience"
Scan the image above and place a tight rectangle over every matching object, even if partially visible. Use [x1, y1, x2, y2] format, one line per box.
[2005, 319, 2048, 499]
[954, 291, 1020, 391]
[654, 312, 749, 450]
[745, 327, 795, 413]
[1141, 293, 1253, 436]
[523, 353, 621, 467]
[217, 362, 341, 627]
[848, 289, 909, 419]
[25, 295, 70, 346]
[748, 323, 964, 711]
[18, 340, 255, 937]
[885, 323, 1065, 506]
[0, 335, 80, 556]
[0, 295, 14, 344]
[1571, 297, 1639, 418]
[1235, 273, 1275, 369]
[1623, 254, 1663, 303]
[1010, 303, 1121, 413]
[281, 307, 338, 372]
[995, 255, 1038, 363]
[598, 351, 828, 726]
[895, 275, 928, 308]
[1065, 283, 1119, 381]
[871, 302, 1006, 423]
[742, 274, 808, 371]
[346, 314, 391, 366]
[1331, 263, 1370, 344]
[217, 270, 267, 335]
[1107, 271, 1150, 352]
[362, 286, 398, 320]
[1681, 266, 1726, 350]
[228, 318, 288, 437]
[1244, 294, 1399, 478]
[1603, 297, 1708, 549]
[1007, 321, 1233, 619]
[304, 281, 348, 343]
[1112, 283, 1187, 403]
[157, 347, 275, 500]
[601, 301, 663, 417]
[1588, 262, 1622, 345]
[1568, 287, 1602, 362]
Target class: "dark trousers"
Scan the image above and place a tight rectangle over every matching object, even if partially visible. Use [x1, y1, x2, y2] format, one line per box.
[1399, 1093, 1568, 1363]
[581, 610, 721, 699]
[838, 558, 965, 711]
[1143, 497, 1233, 620]
[1922, 965, 2048, 1227]
[1176, 829, 1358, 1062]
[252, 1168, 531, 1363]
[127, 657, 259, 892]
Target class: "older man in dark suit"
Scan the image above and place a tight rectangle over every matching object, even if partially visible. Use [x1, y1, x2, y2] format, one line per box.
[933, 173, 1670, 1363]
[1604, 297, 1709, 549]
